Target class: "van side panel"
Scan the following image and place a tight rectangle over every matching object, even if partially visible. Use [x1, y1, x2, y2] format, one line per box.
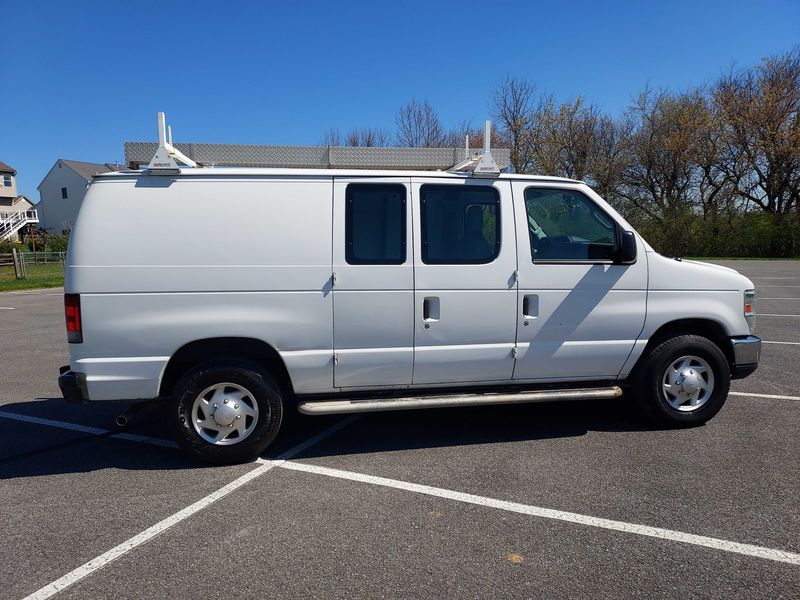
[66, 177, 334, 399]
[617, 252, 753, 377]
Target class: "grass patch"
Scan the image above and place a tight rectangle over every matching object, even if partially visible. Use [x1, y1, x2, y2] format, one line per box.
[0, 263, 64, 292]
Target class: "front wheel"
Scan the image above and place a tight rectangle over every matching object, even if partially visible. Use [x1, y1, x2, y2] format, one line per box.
[631, 334, 730, 427]
[169, 361, 283, 464]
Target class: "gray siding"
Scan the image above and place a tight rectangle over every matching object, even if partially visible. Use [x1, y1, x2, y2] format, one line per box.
[38, 166, 90, 232]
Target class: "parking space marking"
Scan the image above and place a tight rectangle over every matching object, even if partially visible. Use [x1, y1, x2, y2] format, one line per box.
[0, 307, 15, 310]
[0, 409, 178, 448]
[759, 298, 800, 300]
[762, 340, 800, 345]
[21, 415, 360, 600]
[758, 314, 800, 317]
[280, 461, 800, 566]
[730, 391, 800, 401]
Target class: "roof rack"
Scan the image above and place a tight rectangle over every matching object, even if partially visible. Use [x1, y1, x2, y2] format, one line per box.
[134, 113, 509, 174]
[147, 112, 198, 173]
[447, 120, 500, 178]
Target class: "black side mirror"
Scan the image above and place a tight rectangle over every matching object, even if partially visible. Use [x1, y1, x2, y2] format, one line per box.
[617, 230, 637, 264]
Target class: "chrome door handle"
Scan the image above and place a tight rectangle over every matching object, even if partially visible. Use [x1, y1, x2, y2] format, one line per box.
[423, 296, 440, 321]
[522, 294, 539, 318]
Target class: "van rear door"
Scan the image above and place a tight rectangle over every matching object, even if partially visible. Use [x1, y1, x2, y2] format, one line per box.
[332, 178, 414, 387]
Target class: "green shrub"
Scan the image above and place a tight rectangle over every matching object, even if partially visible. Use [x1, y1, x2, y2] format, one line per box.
[47, 234, 70, 253]
[0, 240, 25, 253]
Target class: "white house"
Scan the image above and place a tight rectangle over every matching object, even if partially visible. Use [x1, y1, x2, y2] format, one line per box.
[0, 160, 38, 242]
[37, 159, 124, 233]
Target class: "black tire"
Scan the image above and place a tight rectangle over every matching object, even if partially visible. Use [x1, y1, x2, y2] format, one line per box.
[631, 334, 730, 427]
[169, 360, 283, 464]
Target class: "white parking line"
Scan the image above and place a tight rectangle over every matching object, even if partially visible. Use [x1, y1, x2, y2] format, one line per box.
[730, 391, 800, 401]
[280, 461, 800, 566]
[762, 340, 800, 346]
[0, 307, 15, 310]
[21, 416, 360, 600]
[757, 285, 800, 288]
[0, 410, 178, 448]
[758, 314, 800, 317]
[759, 298, 800, 300]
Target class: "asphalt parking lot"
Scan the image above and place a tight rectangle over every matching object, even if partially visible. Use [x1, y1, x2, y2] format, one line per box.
[1, 260, 798, 599]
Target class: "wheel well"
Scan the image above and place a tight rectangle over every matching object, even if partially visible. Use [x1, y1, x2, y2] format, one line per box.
[634, 319, 734, 375]
[159, 337, 294, 398]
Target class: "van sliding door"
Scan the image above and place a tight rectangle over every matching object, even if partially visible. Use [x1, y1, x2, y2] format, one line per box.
[411, 178, 517, 384]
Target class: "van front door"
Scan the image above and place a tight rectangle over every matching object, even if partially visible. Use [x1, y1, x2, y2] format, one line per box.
[511, 183, 647, 381]
[332, 178, 414, 388]
[411, 178, 517, 385]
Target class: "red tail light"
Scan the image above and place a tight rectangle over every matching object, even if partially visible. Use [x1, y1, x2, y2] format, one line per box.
[64, 294, 82, 343]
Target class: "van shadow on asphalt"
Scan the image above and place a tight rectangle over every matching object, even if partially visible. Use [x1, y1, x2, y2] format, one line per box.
[0, 397, 670, 479]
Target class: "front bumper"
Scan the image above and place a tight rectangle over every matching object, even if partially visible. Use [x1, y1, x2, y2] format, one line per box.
[730, 336, 761, 380]
[58, 366, 88, 403]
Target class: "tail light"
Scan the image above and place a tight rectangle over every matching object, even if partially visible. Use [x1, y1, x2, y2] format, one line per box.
[64, 294, 83, 343]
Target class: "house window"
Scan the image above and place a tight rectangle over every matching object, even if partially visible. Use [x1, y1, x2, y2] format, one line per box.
[345, 184, 407, 265]
[61, 187, 68, 199]
[2, 175, 10, 187]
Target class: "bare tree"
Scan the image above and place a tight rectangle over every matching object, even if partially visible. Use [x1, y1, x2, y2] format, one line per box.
[618, 88, 710, 253]
[714, 49, 800, 215]
[444, 119, 511, 153]
[525, 96, 628, 201]
[321, 128, 342, 146]
[322, 127, 392, 147]
[395, 99, 447, 147]
[491, 76, 537, 172]
[590, 113, 630, 203]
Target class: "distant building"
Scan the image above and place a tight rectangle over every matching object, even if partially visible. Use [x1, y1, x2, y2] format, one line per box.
[0, 160, 39, 242]
[37, 159, 124, 233]
[0, 160, 34, 211]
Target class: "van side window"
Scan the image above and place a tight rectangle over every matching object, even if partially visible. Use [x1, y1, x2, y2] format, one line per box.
[346, 184, 406, 265]
[524, 188, 618, 262]
[420, 184, 500, 264]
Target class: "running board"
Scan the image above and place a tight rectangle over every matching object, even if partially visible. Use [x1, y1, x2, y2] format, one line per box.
[297, 386, 623, 415]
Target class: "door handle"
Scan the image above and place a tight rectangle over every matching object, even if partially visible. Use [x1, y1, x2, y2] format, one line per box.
[522, 294, 539, 319]
[423, 296, 440, 321]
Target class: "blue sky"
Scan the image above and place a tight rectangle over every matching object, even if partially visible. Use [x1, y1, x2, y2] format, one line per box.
[2, 0, 799, 198]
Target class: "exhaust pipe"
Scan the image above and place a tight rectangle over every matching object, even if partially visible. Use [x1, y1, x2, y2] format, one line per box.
[115, 399, 160, 428]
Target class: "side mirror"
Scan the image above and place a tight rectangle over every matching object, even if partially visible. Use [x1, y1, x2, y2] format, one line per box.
[617, 230, 637, 264]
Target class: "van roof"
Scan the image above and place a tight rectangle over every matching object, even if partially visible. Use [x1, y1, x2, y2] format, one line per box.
[93, 167, 584, 184]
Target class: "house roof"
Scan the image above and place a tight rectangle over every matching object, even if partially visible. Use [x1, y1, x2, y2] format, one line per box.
[0, 161, 16, 175]
[59, 159, 125, 181]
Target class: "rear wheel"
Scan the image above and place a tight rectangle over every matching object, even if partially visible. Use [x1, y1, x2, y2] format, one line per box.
[169, 361, 283, 464]
[632, 334, 730, 427]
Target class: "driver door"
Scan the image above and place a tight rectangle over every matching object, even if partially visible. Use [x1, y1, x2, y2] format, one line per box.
[511, 183, 647, 381]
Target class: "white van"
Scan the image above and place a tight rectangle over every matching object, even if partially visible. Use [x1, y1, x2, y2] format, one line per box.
[58, 126, 761, 463]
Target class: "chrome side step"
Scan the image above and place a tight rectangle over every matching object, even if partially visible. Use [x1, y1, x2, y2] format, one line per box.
[297, 386, 623, 416]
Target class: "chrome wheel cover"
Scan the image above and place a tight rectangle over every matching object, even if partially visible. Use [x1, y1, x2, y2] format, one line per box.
[661, 355, 715, 412]
[191, 382, 260, 445]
